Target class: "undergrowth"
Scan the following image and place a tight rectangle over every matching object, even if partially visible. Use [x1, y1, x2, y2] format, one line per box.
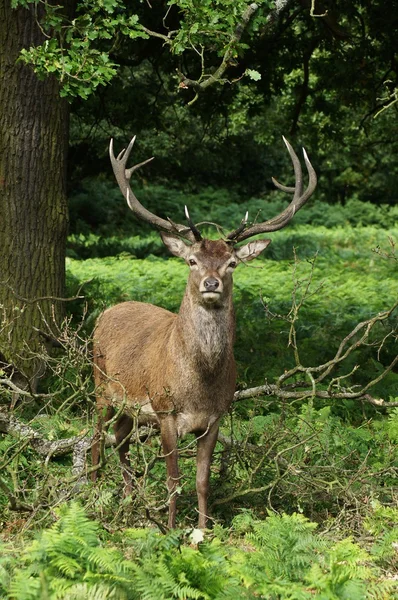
[1, 502, 397, 599]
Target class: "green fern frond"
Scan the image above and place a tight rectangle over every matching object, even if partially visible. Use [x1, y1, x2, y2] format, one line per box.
[0, 543, 15, 595]
[366, 577, 398, 600]
[5, 502, 395, 600]
[62, 582, 126, 600]
[133, 565, 169, 600]
[83, 546, 129, 573]
[234, 511, 325, 583]
[214, 581, 254, 599]
[55, 502, 100, 546]
[49, 555, 83, 578]
[174, 583, 208, 599]
[8, 572, 42, 600]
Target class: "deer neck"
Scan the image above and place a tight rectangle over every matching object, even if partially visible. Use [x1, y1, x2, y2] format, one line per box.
[175, 290, 235, 372]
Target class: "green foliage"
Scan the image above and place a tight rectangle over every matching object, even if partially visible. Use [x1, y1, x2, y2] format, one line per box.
[60, 0, 397, 211]
[15, 0, 147, 98]
[364, 502, 398, 570]
[219, 398, 397, 522]
[3, 502, 136, 599]
[306, 539, 371, 599]
[2, 505, 396, 599]
[246, 69, 262, 81]
[19, 41, 118, 100]
[67, 179, 398, 243]
[167, 0, 268, 57]
[11, 0, 398, 207]
[13, 0, 270, 98]
[13, 0, 148, 99]
[232, 511, 322, 583]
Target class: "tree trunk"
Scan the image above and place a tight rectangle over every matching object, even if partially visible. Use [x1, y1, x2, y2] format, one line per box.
[0, 1, 69, 386]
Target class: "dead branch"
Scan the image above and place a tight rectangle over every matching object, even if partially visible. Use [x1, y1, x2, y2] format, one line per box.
[234, 381, 398, 407]
[234, 298, 398, 408]
[235, 301, 398, 407]
[0, 410, 92, 460]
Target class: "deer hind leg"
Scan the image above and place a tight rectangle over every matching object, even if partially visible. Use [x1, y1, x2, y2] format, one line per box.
[114, 414, 135, 496]
[196, 422, 219, 529]
[91, 403, 115, 483]
[160, 418, 180, 529]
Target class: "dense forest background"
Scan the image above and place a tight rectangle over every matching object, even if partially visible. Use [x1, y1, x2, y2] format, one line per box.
[67, 0, 398, 213]
[0, 0, 397, 597]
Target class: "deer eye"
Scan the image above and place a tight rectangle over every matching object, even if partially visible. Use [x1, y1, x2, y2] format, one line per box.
[229, 261, 237, 269]
[189, 259, 197, 266]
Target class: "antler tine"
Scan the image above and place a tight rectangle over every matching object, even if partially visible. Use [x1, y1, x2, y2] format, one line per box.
[227, 211, 249, 241]
[272, 140, 316, 204]
[271, 178, 295, 193]
[283, 135, 303, 200]
[109, 137, 196, 242]
[227, 138, 317, 243]
[184, 206, 202, 242]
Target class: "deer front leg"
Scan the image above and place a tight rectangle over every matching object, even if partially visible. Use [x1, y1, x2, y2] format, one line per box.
[196, 421, 219, 529]
[160, 418, 180, 529]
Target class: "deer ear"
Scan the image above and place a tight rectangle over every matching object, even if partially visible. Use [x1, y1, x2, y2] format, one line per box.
[160, 232, 190, 258]
[235, 239, 271, 262]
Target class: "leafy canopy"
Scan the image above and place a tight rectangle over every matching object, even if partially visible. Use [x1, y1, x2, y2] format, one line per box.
[13, 0, 269, 98]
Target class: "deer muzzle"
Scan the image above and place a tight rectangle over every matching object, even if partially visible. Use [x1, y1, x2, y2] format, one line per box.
[199, 277, 223, 303]
[203, 277, 220, 292]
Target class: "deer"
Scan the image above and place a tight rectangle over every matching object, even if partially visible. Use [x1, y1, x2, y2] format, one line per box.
[91, 135, 317, 529]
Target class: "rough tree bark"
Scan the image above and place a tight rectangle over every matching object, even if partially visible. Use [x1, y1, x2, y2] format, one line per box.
[0, 0, 71, 385]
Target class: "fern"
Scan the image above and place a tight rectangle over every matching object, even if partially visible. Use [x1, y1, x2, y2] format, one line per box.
[387, 407, 398, 442]
[61, 582, 125, 599]
[4, 504, 397, 599]
[6, 503, 136, 600]
[364, 502, 398, 570]
[8, 574, 43, 600]
[305, 538, 386, 600]
[232, 511, 325, 583]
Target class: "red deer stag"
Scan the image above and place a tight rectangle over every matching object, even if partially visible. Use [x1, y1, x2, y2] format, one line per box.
[92, 136, 317, 528]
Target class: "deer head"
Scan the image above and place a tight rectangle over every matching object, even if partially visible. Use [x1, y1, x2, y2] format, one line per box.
[160, 234, 271, 308]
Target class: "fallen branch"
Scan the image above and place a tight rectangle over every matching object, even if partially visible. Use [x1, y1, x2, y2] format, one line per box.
[242, 297, 398, 408]
[0, 411, 91, 460]
[234, 383, 398, 407]
[0, 411, 156, 479]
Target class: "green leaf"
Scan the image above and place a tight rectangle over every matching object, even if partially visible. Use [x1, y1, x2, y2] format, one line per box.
[245, 68, 261, 81]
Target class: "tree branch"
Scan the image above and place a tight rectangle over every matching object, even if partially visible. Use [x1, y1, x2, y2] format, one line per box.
[177, 3, 259, 102]
[0, 410, 92, 460]
[234, 384, 398, 407]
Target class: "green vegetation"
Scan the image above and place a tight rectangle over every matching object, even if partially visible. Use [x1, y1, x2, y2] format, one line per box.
[68, 181, 398, 242]
[1, 194, 397, 598]
[1, 0, 397, 596]
[1, 503, 397, 599]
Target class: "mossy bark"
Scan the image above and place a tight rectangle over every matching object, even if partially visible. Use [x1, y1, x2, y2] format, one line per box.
[0, 1, 70, 384]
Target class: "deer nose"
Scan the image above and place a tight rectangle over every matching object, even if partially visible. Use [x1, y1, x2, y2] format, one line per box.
[203, 277, 220, 292]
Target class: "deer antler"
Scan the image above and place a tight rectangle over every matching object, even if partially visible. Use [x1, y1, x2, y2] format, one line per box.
[227, 137, 317, 243]
[110, 137, 197, 243]
[184, 206, 202, 241]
